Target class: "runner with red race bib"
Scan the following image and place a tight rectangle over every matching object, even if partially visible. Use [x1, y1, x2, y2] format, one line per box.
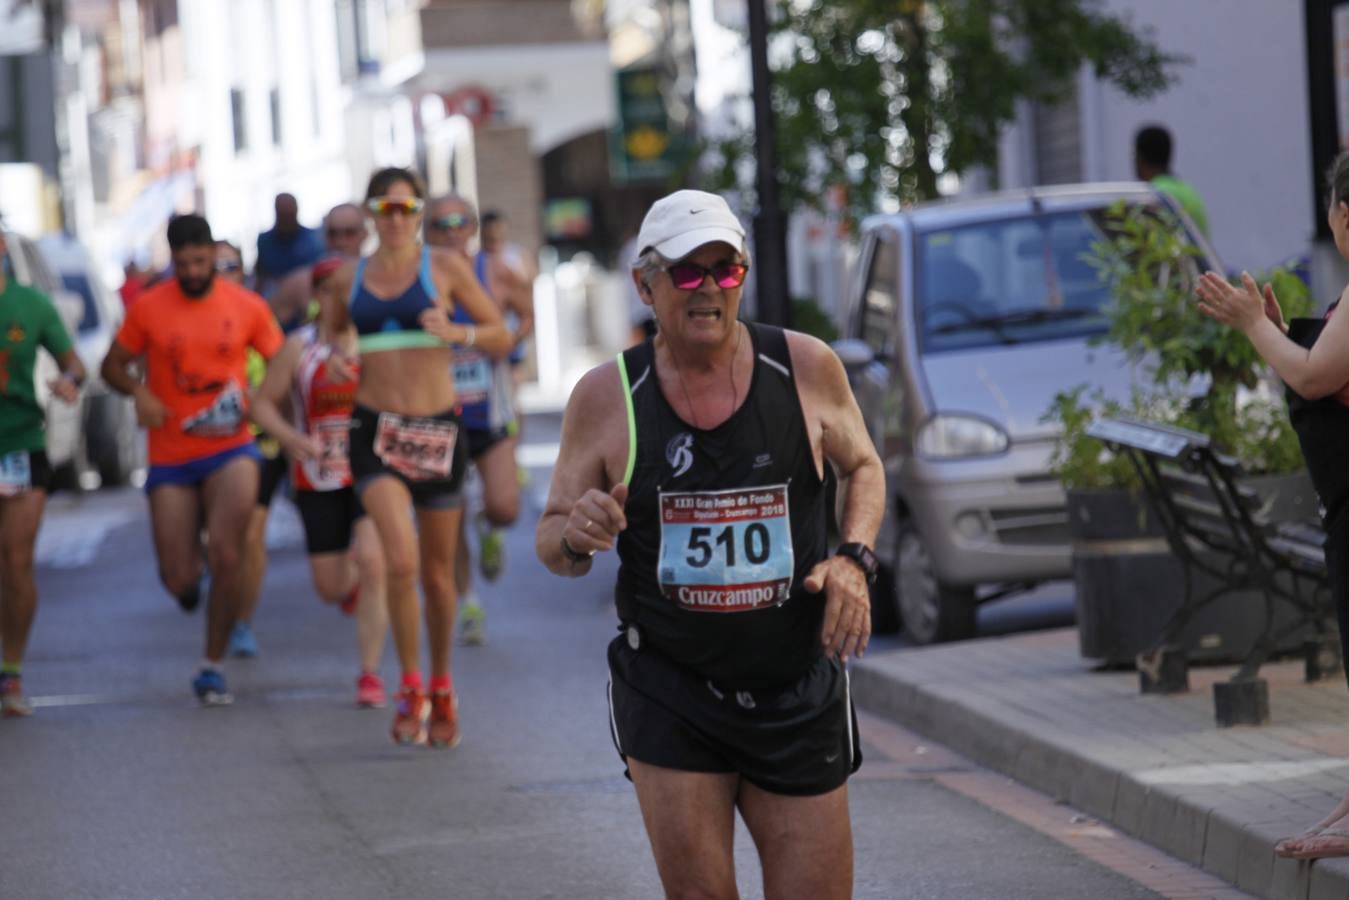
[248, 259, 390, 708]
[324, 168, 510, 747]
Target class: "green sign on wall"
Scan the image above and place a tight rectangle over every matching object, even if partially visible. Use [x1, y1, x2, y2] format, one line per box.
[610, 67, 682, 184]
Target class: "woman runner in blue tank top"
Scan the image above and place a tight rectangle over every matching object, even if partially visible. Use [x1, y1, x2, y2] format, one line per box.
[324, 167, 511, 749]
[424, 194, 524, 648]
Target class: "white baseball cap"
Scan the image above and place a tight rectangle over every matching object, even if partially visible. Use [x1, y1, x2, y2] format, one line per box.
[636, 190, 746, 262]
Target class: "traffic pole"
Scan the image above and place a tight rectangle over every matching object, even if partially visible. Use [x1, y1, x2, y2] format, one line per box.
[747, 0, 791, 328]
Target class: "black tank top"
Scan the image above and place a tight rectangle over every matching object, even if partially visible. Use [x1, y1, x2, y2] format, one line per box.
[615, 323, 828, 689]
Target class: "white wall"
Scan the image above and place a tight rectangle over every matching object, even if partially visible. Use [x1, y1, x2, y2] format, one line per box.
[419, 43, 613, 155]
[1074, 0, 1315, 274]
[180, 0, 355, 257]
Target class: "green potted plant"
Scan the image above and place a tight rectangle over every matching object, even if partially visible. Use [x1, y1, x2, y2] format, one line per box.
[1045, 203, 1315, 664]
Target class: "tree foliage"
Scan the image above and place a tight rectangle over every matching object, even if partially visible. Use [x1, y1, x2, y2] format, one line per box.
[707, 0, 1183, 224]
[1045, 204, 1313, 489]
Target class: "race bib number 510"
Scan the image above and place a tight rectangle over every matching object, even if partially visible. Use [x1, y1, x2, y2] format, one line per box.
[657, 485, 794, 613]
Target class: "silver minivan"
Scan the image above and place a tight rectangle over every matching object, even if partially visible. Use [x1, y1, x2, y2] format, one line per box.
[835, 183, 1220, 644]
[38, 233, 143, 486]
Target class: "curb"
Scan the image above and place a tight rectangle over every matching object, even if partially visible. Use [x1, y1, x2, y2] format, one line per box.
[850, 658, 1349, 900]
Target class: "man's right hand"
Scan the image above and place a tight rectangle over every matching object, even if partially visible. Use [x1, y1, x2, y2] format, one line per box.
[565, 483, 629, 555]
[133, 387, 168, 428]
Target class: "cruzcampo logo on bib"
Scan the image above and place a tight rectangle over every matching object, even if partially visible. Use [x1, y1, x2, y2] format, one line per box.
[657, 484, 794, 613]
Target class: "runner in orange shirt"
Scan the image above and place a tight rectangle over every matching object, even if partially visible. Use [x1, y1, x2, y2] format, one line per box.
[100, 214, 284, 705]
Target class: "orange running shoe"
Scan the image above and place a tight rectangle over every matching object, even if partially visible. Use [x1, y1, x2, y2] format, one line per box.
[390, 685, 428, 745]
[427, 689, 460, 749]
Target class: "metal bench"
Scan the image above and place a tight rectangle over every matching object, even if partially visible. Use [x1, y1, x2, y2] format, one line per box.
[1085, 416, 1337, 725]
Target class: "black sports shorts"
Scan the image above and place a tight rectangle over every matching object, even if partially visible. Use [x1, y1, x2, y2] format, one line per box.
[256, 444, 288, 507]
[466, 425, 512, 461]
[294, 487, 365, 554]
[606, 628, 861, 797]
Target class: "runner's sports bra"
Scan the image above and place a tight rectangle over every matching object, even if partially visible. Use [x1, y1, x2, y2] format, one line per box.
[348, 246, 444, 353]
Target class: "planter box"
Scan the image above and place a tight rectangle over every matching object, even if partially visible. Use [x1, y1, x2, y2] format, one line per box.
[1069, 477, 1319, 666]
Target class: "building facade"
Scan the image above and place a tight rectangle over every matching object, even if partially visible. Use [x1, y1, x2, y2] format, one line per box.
[995, 0, 1327, 293]
[411, 0, 614, 263]
[1, 0, 427, 278]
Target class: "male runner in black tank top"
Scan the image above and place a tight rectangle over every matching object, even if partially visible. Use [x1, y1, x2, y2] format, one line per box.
[537, 190, 885, 899]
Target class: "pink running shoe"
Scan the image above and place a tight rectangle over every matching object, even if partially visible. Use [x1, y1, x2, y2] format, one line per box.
[356, 671, 386, 708]
[428, 689, 460, 749]
[390, 686, 428, 745]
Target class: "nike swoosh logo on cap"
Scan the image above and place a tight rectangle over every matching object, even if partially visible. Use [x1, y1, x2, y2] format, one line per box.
[689, 209, 704, 214]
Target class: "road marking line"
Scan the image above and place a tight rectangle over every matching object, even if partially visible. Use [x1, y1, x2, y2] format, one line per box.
[36, 509, 136, 568]
[32, 694, 116, 708]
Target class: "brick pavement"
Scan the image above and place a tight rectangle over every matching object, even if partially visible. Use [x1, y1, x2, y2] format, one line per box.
[852, 627, 1349, 900]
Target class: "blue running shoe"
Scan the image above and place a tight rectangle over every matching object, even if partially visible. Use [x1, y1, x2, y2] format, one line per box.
[192, 668, 233, 706]
[227, 622, 259, 658]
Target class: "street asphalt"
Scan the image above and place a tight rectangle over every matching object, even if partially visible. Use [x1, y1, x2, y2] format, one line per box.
[2, 418, 1175, 899]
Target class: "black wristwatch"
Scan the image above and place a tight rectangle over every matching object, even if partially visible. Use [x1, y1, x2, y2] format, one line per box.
[835, 542, 879, 584]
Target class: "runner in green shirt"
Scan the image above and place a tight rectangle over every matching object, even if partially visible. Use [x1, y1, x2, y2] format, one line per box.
[0, 230, 87, 717]
[1135, 124, 1211, 238]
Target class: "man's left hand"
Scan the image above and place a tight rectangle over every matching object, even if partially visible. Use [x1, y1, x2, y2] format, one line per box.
[804, 555, 871, 662]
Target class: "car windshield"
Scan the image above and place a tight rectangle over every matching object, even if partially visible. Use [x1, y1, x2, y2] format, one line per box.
[60, 273, 100, 334]
[916, 209, 1126, 353]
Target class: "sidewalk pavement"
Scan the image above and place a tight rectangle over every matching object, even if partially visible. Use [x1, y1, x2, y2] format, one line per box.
[852, 627, 1349, 900]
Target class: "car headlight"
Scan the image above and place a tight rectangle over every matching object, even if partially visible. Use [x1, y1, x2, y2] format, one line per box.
[915, 414, 1010, 459]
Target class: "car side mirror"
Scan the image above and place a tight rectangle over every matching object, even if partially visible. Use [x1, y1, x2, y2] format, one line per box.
[832, 338, 876, 371]
[53, 289, 84, 333]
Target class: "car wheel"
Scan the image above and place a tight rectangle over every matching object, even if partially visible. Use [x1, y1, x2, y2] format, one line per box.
[88, 396, 139, 486]
[47, 431, 90, 494]
[47, 459, 80, 493]
[893, 519, 977, 644]
[869, 561, 902, 634]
